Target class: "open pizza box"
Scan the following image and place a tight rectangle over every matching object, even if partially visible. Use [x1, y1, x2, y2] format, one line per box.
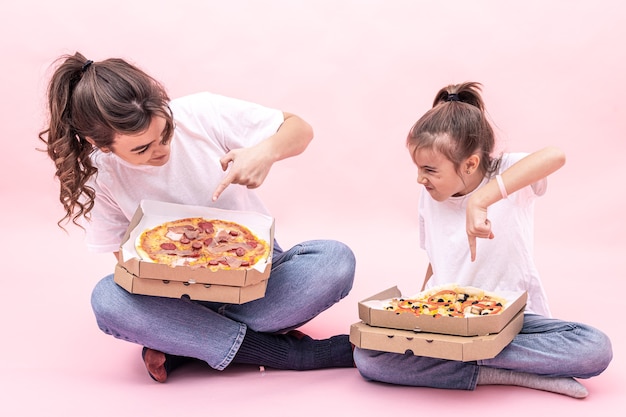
[358, 286, 527, 336]
[115, 199, 274, 302]
[349, 308, 524, 362]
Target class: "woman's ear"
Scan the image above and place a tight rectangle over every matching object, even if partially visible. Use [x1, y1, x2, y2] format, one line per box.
[84, 136, 111, 153]
[84, 136, 97, 147]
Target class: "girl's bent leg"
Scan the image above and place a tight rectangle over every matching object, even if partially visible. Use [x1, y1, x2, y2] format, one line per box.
[480, 314, 612, 379]
[353, 348, 478, 390]
[91, 275, 245, 371]
[353, 314, 612, 391]
[220, 240, 356, 333]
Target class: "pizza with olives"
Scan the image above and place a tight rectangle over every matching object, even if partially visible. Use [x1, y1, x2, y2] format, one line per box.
[385, 285, 507, 318]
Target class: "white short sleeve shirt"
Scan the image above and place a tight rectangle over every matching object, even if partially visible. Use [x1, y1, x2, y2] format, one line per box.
[83, 92, 284, 253]
[419, 153, 551, 316]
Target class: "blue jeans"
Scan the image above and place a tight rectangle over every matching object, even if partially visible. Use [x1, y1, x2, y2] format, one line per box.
[353, 314, 613, 390]
[91, 240, 355, 370]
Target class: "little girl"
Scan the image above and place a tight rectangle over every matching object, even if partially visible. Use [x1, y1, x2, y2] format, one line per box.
[353, 82, 612, 398]
[39, 52, 356, 382]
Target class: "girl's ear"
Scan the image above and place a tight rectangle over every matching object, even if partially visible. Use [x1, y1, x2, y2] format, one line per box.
[464, 154, 480, 174]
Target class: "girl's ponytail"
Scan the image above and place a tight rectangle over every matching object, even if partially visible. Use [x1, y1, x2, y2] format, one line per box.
[432, 82, 486, 111]
[408, 82, 496, 177]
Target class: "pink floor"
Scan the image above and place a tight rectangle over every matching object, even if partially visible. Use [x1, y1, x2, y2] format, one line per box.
[2, 1, 625, 416]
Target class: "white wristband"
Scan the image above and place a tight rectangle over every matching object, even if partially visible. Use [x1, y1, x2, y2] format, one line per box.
[495, 174, 508, 199]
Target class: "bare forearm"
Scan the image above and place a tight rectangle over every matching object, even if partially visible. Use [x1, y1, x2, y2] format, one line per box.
[472, 146, 566, 207]
[260, 112, 313, 162]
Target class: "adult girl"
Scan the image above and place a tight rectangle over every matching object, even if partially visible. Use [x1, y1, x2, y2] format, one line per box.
[353, 82, 612, 398]
[39, 52, 356, 382]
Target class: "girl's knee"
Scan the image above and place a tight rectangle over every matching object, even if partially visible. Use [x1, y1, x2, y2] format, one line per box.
[573, 325, 613, 377]
[353, 348, 385, 380]
[587, 328, 613, 374]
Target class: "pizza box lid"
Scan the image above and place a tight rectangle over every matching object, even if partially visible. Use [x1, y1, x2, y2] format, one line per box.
[350, 308, 524, 362]
[114, 264, 267, 304]
[358, 286, 527, 336]
[118, 199, 274, 287]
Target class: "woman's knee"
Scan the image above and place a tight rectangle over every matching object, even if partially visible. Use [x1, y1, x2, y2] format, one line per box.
[321, 239, 356, 287]
[328, 240, 356, 268]
[298, 239, 356, 295]
[90, 274, 129, 333]
[91, 275, 115, 313]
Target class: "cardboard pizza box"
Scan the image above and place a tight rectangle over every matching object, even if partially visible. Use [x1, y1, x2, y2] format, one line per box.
[117, 199, 274, 287]
[358, 286, 527, 336]
[114, 264, 268, 304]
[350, 308, 524, 362]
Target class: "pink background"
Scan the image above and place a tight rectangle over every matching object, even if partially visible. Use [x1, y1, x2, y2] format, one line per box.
[1, 0, 624, 415]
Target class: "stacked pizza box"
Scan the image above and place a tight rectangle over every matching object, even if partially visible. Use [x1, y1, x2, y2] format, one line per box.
[114, 200, 274, 304]
[350, 286, 527, 361]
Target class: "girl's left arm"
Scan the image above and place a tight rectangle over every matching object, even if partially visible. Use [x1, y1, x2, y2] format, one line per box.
[466, 146, 566, 261]
[212, 112, 313, 201]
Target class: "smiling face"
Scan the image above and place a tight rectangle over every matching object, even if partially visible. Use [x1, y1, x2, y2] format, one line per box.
[109, 116, 172, 166]
[410, 142, 482, 201]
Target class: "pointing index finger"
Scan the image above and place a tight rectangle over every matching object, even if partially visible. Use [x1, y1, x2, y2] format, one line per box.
[468, 234, 477, 262]
[213, 175, 233, 201]
[213, 154, 235, 201]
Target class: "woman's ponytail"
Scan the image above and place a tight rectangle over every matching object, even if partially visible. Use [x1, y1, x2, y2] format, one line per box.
[39, 52, 173, 229]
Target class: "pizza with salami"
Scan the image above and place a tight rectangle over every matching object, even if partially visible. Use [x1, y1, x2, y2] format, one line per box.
[385, 285, 507, 318]
[136, 217, 270, 270]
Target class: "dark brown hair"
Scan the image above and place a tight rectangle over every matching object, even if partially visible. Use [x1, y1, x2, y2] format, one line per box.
[407, 82, 498, 177]
[38, 52, 174, 228]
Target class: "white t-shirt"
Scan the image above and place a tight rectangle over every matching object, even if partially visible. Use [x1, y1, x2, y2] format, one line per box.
[83, 92, 284, 253]
[419, 152, 552, 316]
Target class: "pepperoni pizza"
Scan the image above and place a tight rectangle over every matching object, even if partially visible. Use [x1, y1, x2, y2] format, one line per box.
[136, 217, 270, 270]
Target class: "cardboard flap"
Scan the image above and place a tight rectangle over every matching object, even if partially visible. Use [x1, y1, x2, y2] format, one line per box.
[358, 286, 402, 325]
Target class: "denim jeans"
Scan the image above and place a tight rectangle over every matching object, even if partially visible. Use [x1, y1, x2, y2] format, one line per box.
[353, 314, 613, 390]
[91, 239, 355, 370]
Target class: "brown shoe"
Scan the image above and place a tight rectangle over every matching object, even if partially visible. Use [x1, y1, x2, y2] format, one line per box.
[141, 347, 169, 383]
